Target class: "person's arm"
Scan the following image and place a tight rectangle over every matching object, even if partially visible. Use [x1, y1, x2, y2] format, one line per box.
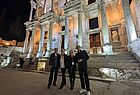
[83, 50, 89, 61]
[65, 55, 69, 69]
[49, 54, 52, 66]
[75, 53, 78, 63]
[73, 56, 77, 71]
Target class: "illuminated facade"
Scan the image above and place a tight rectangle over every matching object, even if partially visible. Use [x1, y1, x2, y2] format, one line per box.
[23, 0, 140, 58]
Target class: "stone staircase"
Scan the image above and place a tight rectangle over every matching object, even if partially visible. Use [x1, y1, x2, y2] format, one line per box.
[112, 41, 127, 52]
[88, 52, 140, 68]
[87, 52, 140, 78]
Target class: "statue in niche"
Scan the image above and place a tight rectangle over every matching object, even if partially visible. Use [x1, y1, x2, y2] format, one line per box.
[112, 30, 119, 42]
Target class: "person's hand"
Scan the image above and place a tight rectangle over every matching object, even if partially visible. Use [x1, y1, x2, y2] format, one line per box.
[78, 59, 83, 63]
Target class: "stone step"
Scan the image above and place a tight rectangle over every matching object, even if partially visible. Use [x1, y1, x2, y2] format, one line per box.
[90, 54, 135, 58]
[113, 48, 128, 52]
[88, 62, 140, 68]
[89, 56, 137, 61]
[90, 56, 136, 60]
[22, 63, 37, 70]
[88, 59, 138, 63]
[90, 54, 133, 58]
[112, 42, 122, 47]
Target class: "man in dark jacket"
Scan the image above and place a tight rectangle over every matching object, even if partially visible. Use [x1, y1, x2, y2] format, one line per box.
[75, 45, 91, 95]
[48, 48, 60, 88]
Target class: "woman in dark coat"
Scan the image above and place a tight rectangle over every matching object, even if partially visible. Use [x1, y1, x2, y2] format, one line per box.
[67, 50, 77, 90]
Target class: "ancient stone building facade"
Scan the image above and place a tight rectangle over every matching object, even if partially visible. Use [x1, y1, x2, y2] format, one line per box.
[23, 0, 140, 58]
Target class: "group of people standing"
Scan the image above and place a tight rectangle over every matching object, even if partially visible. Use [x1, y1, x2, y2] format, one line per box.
[47, 45, 91, 95]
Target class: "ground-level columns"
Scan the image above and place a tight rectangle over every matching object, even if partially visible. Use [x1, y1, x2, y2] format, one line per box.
[121, 0, 137, 42]
[78, 11, 83, 47]
[100, 0, 113, 54]
[36, 24, 46, 58]
[23, 29, 30, 53]
[27, 28, 36, 58]
[45, 21, 53, 57]
[64, 16, 69, 54]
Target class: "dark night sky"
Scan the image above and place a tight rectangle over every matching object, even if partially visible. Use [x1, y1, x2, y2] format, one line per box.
[0, 0, 30, 42]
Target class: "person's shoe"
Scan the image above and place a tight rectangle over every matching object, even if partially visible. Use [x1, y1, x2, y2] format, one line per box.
[70, 87, 73, 90]
[79, 89, 87, 93]
[53, 83, 56, 86]
[59, 86, 63, 89]
[64, 82, 66, 85]
[86, 91, 91, 95]
[47, 85, 51, 89]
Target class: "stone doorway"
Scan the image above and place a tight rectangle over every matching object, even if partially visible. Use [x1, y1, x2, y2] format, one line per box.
[90, 33, 101, 47]
[89, 33, 102, 54]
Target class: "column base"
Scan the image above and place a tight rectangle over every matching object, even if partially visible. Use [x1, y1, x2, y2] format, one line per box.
[102, 45, 113, 55]
[36, 51, 43, 58]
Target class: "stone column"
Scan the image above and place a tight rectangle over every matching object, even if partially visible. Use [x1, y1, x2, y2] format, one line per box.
[100, 0, 112, 54]
[82, 17, 90, 52]
[23, 29, 30, 53]
[36, 24, 45, 58]
[51, 0, 54, 12]
[29, 2, 33, 21]
[78, 11, 83, 47]
[44, 0, 47, 13]
[45, 21, 53, 57]
[27, 28, 36, 58]
[64, 15, 69, 54]
[121, 0, 137, 42]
